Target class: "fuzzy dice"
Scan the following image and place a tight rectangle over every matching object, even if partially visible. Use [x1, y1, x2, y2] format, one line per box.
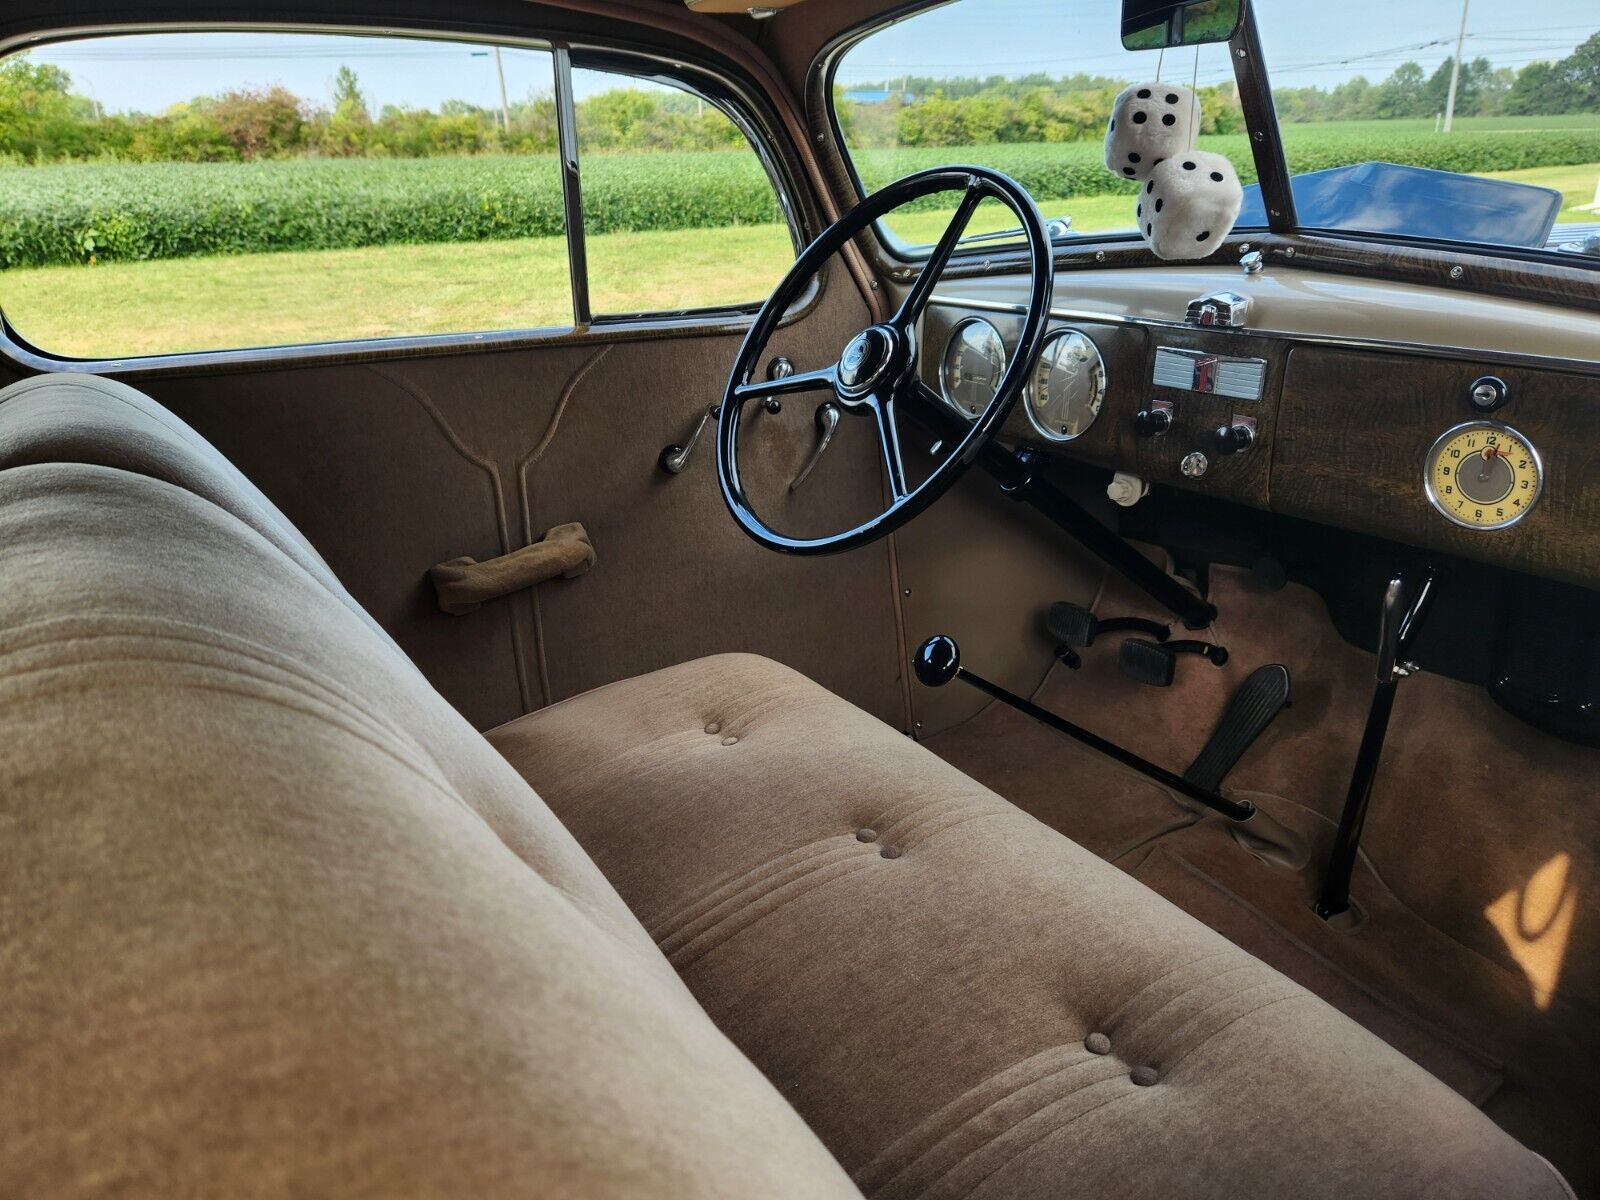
[1103, 83, 1198, 181]
[1136, 151, 1243, 260]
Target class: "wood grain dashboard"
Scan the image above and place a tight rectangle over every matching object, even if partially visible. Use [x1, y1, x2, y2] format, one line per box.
[921, 297, 1600, 589]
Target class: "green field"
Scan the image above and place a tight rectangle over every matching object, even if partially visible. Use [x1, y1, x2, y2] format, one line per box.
[2, 119, 1597, 358]
[3, 113, 1598, 270]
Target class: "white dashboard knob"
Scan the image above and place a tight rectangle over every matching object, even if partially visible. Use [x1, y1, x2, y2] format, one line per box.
[1106, 471, 1149, 508]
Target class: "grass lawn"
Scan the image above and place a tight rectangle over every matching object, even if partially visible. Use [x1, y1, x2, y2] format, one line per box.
[3, 162, 1596, 359]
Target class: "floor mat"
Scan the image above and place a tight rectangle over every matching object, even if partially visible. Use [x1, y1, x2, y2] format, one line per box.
[922, 564, 1600, 1194]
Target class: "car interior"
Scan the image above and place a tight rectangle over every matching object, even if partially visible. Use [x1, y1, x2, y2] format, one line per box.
[2, 0, 1598, 1196]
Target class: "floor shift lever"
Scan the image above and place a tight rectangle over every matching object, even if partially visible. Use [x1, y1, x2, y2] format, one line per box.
[914, 635, 1256, 823]
[1314, 570, 1435, 922]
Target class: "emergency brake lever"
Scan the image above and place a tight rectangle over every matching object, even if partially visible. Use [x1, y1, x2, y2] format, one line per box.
[1314, 569, 1435, 922]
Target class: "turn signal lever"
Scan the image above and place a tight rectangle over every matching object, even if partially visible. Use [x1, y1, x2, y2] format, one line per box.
[913, 635, 1255, 822]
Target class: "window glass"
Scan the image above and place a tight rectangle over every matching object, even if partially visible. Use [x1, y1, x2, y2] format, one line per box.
[0, 32, 570, 358]
[572, 66, 796, 315]
[1252, 1, 1599, 252]
[831, 0, 1247, 251]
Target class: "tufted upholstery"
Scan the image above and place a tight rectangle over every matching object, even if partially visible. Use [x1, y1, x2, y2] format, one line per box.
[0, 374, 1572, 1198]
[489, 653, 1575, 1200]
[0, 376, 859, 1198]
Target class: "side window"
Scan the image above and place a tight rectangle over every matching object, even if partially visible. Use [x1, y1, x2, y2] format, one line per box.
[572, 65, 796, 316]
[0, 33, 799, 361]
[0, 32, 571, 358]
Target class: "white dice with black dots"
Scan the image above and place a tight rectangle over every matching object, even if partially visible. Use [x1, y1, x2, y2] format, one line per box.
[1136, 151, 1243, 261]
[1104, 83, 1198, 181]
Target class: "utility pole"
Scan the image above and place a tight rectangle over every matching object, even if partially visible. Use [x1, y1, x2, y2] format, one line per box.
[1443, 0, 1469, 133]
[493, 46, 512, 135]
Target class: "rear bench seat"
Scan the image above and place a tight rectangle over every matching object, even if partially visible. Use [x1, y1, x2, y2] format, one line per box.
[0, 374, 1573, 1199]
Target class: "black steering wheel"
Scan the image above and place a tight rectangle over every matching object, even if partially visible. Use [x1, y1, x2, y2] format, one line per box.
[716, 166, 1055, 555]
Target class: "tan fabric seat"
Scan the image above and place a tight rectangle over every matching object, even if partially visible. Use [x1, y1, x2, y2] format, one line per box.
[0, 380, 858, 1198]
[489, 653, 1574, 1200]
[0, 375, 1572, 1198]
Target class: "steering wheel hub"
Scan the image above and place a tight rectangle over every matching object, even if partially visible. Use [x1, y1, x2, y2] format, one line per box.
[837, 325, 897, 398]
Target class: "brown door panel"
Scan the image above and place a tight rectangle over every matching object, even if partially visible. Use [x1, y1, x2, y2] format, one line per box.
[80, 283, 906, 731]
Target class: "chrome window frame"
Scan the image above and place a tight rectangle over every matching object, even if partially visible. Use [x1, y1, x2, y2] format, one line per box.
[0, 20, 813, 374]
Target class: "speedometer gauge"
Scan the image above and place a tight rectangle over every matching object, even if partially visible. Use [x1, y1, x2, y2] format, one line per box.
[1424, 421, 1543, 531]
[1026, 330, 1105, 442]
[940, 318, 1006, 419]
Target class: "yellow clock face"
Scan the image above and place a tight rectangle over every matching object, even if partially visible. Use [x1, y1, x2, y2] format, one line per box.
[1425, 422, 1542, 531]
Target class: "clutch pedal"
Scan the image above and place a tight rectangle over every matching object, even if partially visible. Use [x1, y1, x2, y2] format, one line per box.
[1118, 637, 1228, 686]
[1184, 664, 1291, 793]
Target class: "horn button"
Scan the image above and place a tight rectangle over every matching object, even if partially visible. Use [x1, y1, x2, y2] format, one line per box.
[836, 325, 904, 400]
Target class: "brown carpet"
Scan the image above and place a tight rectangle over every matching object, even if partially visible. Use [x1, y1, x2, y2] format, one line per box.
[925, 564, 1600, 1196]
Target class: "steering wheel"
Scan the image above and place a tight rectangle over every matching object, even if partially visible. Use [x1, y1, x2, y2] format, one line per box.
[717, 165, 1054, 555]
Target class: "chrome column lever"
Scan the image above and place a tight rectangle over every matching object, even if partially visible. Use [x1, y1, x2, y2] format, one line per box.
[658, 404, 718, 475]
[789, 402, 841, 491]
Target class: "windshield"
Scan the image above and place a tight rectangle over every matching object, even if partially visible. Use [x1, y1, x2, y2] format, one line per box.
[832, 0, 1599, 257]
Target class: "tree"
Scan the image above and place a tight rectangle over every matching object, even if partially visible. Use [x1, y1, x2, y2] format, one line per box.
[1373, 61, 1428, 119]
[1505, 61, 1574, 115]
[0, 57, 89, 159]
[332, 65, 368, 122]
[211, 86, 304, 159]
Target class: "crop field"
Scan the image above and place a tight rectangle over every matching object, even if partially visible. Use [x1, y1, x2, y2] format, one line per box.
[1, 114, 1597, 357]
[2, 114, 1598, 269]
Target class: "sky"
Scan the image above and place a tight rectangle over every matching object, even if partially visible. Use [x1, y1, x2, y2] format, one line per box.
[15, 0, 1600, 116]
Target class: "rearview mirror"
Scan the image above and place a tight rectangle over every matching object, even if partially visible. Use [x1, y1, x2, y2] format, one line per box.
[1121, 0, 1243, 49]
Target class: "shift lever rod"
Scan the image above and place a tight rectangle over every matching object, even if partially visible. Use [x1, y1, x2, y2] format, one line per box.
[1314, 570, 1435, 921]
[914, 635, 1256, 822]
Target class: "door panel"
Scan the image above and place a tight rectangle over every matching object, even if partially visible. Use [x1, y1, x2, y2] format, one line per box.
[95, 274, 907, 732]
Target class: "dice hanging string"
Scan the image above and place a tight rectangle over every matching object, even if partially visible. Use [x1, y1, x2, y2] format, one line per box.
[1190, 45, 1200, 150]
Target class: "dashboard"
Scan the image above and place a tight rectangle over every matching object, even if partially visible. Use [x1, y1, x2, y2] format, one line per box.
[917, 266, 1600, 589]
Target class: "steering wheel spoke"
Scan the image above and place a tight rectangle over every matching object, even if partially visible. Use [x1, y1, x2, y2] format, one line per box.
[893, 177, 987, 330]
[732, 365, 837, 404]
[871, 392, 910, 502]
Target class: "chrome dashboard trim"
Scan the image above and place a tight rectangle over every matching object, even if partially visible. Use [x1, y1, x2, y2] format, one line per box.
[930, 294, 1600, 378]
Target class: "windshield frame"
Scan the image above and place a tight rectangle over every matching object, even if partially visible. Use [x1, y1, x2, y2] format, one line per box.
[813, 0, 1599, 275]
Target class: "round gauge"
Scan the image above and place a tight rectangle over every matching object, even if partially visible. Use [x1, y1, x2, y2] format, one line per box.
[1025, 329, 1106, 442]
[940, 317, 1007, 419]
[1424, 420, 1543, 531]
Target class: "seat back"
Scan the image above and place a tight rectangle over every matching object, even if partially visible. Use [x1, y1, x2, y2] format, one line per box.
[0, 374, 860, 1199]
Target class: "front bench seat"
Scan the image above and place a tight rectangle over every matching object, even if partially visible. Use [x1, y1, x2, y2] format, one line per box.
[0, 375, 1571, 1198]
[488, 658, 1572, 1199]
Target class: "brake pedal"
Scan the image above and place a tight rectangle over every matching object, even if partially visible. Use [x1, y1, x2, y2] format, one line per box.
[1118, 638, 1229, 687]
[1046, 601, 1170, 649]
[1184, 664, 1292, 792]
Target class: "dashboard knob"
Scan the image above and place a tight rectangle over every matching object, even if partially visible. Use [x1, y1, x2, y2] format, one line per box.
[1213, 423, 1255, 456]
[1134, 408, 1171, 438]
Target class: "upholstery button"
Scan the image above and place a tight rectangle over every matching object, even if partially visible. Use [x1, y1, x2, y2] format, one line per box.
[1084, 1033, 1111, 1055]
[880, 846, 901, 860]
[1130, 1066, 1159, 1087]
[856, 829, 878, 843]
[704, 722, 721, 735]
[720, 735, 738, 747]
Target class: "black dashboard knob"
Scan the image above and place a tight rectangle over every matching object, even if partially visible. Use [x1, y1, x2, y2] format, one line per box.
[1133, 408, 1171, 438]
[1213, 423, 1255, 456]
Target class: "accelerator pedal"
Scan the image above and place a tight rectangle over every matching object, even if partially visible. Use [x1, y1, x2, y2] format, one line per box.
[1184, 663, 1291, 792]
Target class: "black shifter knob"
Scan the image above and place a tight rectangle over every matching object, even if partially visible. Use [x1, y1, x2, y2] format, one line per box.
[1133, 408, 1171, 438]
[1213, 423, 1254, 456]
[914, 635, 961, 688]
